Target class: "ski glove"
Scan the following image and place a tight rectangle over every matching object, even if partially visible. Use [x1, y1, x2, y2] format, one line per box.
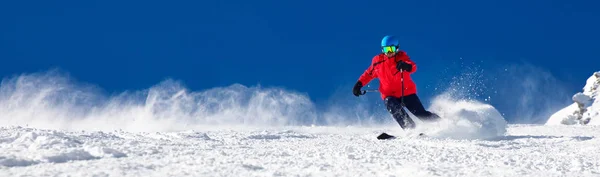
[352, 81, 363, 97]
[396, 61, 413, 72]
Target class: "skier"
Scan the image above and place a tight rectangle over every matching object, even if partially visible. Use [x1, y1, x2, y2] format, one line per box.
[353, 35, 440, 129]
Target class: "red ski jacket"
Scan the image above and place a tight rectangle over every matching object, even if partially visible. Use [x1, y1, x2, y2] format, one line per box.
[358, 51, 418, 100]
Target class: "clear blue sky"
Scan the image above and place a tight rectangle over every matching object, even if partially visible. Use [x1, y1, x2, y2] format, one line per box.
[1, 0, 599, 123]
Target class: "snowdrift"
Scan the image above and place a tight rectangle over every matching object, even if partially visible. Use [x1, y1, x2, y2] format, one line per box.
[546, 71, 600, 125]
[0, 70, 393, 132]
[408, 94, 507, 140]
[0, 71, 320, 131]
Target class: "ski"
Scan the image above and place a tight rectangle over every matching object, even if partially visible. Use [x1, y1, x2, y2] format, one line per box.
[377, 132, 425, 140]
[377, 133, 396, 140]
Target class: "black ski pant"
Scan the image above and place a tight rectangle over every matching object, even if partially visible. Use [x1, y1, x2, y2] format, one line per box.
[384, 94, 440, 128]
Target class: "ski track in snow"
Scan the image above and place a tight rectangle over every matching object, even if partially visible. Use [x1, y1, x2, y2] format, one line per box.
[1, 125, 599, 177]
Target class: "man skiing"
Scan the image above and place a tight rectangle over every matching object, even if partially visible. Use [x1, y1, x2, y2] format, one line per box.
[353, 35, 440, 129]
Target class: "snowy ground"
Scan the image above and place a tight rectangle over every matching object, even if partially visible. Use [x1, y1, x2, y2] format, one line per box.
[1, 71, 598, 176]
[1, 124, 599, 177]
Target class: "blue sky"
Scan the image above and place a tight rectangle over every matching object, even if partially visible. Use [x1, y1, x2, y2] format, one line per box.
[1, 0, 599, 122]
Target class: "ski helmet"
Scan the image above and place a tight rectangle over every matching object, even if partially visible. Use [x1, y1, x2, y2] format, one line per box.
[381, 35, 399, 47]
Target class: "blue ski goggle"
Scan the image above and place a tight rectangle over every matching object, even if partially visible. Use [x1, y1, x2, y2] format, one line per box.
[382, 46, 397, 53]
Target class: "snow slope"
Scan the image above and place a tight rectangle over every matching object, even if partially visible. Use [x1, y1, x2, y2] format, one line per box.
[2, 70, 598, 177]
[547, 72, 600, 125]
[1, 125, 599, 177]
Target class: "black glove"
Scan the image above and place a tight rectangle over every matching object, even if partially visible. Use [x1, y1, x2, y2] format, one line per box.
[352, 81, 363, 97]
[396, 61, 412, 72]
